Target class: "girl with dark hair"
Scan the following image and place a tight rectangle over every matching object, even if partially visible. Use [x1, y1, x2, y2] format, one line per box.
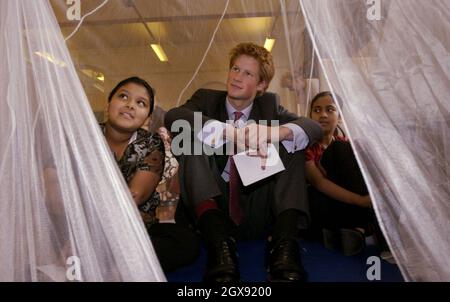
[101, 77, 199, 272]
[305, 91, 376, 256]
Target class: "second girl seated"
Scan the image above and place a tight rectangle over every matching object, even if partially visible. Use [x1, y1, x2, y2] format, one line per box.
[305, 91, 383, 256]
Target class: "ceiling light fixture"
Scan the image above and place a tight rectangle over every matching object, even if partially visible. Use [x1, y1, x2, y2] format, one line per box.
[96, 73, 105, 82]
[80, 68, 104, 82]
[263, 37, 275, 52]
[150, 44, 169, 62]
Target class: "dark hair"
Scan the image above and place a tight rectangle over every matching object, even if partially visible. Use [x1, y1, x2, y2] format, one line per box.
[310, 91, 343, 114]
[310, 91, 345, 137]
[108, 76, 155, 115]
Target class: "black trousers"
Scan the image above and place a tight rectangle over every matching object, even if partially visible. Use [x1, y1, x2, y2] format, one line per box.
[178, 144, 310, 240]
[308, 140, 374, 231]
[147, 204, 200, 272]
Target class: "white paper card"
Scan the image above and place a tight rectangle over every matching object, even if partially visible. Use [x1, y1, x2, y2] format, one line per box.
[232, 144, 285, 186]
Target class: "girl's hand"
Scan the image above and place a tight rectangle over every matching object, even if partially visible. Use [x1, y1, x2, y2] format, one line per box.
[358, 195, 373, 208]
[156, 201, 177, 222]
[157, 127, 172, 149]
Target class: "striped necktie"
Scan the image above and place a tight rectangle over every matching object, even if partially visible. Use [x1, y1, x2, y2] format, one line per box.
[229, 111, 244, 225]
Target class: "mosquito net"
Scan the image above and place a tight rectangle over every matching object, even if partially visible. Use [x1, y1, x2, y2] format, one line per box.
[301, 0, 450, 281]
[1, 0, 449, 281]
[0, 0, 165, 281]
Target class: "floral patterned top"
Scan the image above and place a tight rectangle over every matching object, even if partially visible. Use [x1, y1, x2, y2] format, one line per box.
[100, 123, 164, 227]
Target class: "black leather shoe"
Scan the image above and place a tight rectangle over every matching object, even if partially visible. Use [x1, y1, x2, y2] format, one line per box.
[322, 228, 366, 256]
[204, 237, 240, 282]
[267, 237, 307, 282]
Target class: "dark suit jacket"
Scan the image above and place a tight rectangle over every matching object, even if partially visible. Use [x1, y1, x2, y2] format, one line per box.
[165, 89, 322, 148]
[165, 89, 322, 234]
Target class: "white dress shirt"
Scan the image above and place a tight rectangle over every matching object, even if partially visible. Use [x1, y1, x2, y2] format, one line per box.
[198, 97, 309, 181]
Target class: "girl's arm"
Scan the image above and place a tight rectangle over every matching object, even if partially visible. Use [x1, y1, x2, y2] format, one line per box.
[129, 170, 161, 206]
[129, 150, 163, 206]
[305, 160, 372, 208]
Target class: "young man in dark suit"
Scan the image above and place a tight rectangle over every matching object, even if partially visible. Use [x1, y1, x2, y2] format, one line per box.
[165, 42, 322, 282]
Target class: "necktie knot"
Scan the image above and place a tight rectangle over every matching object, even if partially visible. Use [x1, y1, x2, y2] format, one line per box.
[233, 111, 243, 122]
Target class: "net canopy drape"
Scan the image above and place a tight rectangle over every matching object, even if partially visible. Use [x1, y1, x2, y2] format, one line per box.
[301, 0, 450, 281]
[0, 0, 165, 281]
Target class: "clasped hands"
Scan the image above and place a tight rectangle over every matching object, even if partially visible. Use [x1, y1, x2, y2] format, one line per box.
[222, 123, 292, 169]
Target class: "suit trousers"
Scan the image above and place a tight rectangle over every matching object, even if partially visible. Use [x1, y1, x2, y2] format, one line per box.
[178, 144, 310, 239]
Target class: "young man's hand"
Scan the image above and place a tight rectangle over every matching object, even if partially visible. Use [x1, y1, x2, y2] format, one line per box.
[223, 124, 293, 169]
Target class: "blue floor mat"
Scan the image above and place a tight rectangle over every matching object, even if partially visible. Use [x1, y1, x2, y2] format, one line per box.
[166, 239, 403, 282]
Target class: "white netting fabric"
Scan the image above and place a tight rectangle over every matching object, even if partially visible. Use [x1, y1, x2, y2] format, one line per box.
[0, 0, 165, 281]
